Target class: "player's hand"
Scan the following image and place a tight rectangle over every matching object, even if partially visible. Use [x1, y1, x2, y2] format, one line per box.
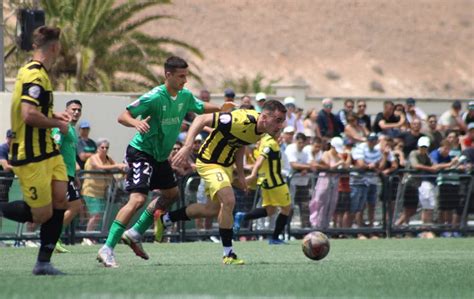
[245, 174, 256, 185]
[57, 120, 69, 134]
[221, 102, 236, 112]
[54, 111, 72, 123]
[136, 116, 151, 133]
[237, 174, 248, 193]
[171, 145, 191, 168]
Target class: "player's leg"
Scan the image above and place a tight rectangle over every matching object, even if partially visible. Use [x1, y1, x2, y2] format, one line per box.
[124, 187, 179, 254]
[269, 204, 291, 244]
[98, 147, 154, 266]
[233, 185, 280, 233]
[264, 185, 291, 244]
[97, 192, 147, 265]
[159, 199, 221, 230]
[214, 186, 244, 265]
[123, 159, 178, 254]
[233, 207, 269, 234]
[56, 177, 83, 253]
[33, 156, 68, 275]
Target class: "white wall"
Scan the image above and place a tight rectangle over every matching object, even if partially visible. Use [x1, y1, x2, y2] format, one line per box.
[1, 91, 472, 162]
[0, 92, 138, 162]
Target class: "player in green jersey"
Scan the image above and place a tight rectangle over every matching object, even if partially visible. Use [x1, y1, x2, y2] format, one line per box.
[97, 56, 234, 267]
[51, 99, 83, 253]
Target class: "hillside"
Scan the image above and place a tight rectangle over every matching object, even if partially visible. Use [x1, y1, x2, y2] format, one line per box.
[146, 0, 474, 98]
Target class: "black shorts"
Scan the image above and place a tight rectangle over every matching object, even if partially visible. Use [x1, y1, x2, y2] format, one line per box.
[336, 191, 351, 212]
[67, 176, 81, 202]
[125, 145, 177, 194]
[438, 184, 460, 211]
[403, 184, 419, 208]
[0, 172, 14, 203]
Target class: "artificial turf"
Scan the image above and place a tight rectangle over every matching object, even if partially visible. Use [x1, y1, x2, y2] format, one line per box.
[0, 238, 473, 299]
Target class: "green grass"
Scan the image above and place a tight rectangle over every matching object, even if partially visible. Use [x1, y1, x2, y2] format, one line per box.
[1, 238, 473, 299]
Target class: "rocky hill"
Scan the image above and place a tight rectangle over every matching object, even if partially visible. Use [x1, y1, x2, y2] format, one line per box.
[148, 0, 473, 98]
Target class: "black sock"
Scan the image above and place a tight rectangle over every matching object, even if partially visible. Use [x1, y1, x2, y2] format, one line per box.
[37, 209, 65, 263]
[272, 213, 289, 240]
[168, 207, 190, 223]
[219, 228, 233, 248]
[244, 208, 267, 221]
[0, 201, 33, 223]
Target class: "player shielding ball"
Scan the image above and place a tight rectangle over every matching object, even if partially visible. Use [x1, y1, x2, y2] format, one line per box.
[157, 100, 287, 265]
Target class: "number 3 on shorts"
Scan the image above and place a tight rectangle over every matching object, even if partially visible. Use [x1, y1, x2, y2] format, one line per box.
[215, 172, 224, 182]
[29, 187, 38, 200]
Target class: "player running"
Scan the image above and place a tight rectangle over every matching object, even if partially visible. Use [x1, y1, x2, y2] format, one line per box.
[1, 26, 70, 275]
[233, 133, 292, 244]
[97, 56, 233, 268]
[156, 100, 287, 265]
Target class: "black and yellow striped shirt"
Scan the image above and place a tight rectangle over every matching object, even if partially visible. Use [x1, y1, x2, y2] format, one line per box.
[198, 109, 263, 167]
[257, 134, 286, 189]
[9, 60, 59, 166]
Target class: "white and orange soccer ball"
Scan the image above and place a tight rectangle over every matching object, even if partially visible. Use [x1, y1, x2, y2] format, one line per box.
[302, 231, 330, 261]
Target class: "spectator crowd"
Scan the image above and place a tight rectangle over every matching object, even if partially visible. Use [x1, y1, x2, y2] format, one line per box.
[1, 90, 474, 241]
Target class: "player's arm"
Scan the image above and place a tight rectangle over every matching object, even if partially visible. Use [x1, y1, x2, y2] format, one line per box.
[172, 113, 214, 167]
[202, 102, 236, 113]
[246, 155, 266, 183]
[235, 146, 248, 192]
[21, 102, 69, 134]
[117, 110, 151, 133]
[0, 159, 13, 172]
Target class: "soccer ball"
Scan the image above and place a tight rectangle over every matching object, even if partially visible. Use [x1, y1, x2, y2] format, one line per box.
[302, 231, 330, 261]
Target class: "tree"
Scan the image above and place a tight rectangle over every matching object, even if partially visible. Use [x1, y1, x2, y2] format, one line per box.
[6, 0, 203, 91]
[221, 72, 281, 95]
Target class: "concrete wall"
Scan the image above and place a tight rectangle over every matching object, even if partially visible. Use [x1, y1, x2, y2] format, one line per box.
[0, 92, 137, 162]
[1, 90, 472, 162]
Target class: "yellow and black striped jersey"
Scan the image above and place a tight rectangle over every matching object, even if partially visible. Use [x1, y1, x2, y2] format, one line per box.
[257, 134, 286, 189]
[198, 109, 263, 167]
[9, 60, 59, 166]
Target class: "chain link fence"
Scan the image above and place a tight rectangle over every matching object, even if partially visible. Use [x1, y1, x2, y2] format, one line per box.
[1, 169, 473, 244]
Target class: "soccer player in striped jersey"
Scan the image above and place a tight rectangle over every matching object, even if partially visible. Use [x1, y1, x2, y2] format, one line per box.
[159, 100, 287, 265]
[233, 133, 292, 244]
[1, 26, 70, 275]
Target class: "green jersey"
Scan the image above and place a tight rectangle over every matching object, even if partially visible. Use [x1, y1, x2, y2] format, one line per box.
[52, 124, 78, 177]
[127, 84, 205, 162]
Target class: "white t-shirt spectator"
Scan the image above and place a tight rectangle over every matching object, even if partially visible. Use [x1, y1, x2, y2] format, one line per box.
[285, 143, 311, 185]
[286, 113, 297, 129]
[352, 142, 390, 185]
[303, 145, 322, 163]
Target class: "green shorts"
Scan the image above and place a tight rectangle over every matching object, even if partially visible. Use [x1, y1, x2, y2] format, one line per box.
[83, 195, 106, 215]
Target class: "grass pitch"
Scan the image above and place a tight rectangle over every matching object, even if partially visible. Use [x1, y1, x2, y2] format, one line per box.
[0, 238, 473, 299]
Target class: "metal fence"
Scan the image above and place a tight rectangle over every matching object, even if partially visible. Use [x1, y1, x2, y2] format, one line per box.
[1, 169, 473, 244]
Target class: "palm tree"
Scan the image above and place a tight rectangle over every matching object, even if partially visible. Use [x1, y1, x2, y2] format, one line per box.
[7, 0, 203, 91]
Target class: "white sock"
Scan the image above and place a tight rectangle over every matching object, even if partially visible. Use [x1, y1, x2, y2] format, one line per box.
[127, 228, 141, 240]
[223, 246, 233, 256]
